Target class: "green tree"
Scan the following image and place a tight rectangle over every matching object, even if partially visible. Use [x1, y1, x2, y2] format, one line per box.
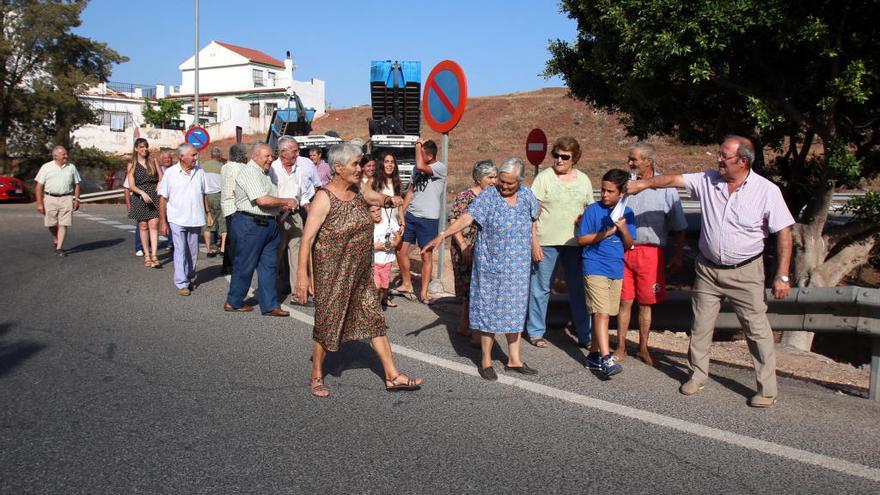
[0, 0, 126, 175]
[546, 0, 880, 349]
[142, 98, 183, 128]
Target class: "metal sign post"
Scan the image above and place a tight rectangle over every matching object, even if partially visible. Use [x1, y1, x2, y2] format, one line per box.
[193, 0, 199, 126]
[423, 60, 467, 294]
[438, 133, 449, 279]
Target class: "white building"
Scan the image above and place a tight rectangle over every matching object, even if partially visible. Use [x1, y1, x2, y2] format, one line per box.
[169, 41, 325, 140]
[72, 83, 184, 154]
[72, 41, 325, 151]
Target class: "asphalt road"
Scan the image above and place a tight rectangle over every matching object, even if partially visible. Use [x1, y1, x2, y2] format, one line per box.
[1, 203, 879, 493]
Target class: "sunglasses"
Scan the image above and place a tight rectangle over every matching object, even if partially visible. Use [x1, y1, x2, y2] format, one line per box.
[552, 152, 573, 161]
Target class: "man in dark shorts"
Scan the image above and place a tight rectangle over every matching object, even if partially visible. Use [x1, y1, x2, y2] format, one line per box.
[393, 139, 447, 304]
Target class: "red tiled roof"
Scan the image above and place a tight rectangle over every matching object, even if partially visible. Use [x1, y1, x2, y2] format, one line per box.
[215, 41, 284, 68]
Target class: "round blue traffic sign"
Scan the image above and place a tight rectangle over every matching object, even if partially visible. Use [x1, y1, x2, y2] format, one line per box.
[423, 60, 467, 134]
[185, 126, 210, 151]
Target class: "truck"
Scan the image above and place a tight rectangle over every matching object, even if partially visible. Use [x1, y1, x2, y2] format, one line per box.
[266, 90, 343, 161]
[368, 60, 421, 185]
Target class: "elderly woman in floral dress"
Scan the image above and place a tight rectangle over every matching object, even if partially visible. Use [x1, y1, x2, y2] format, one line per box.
[425, 157, 540, 380]
[295, 143, 423, 398]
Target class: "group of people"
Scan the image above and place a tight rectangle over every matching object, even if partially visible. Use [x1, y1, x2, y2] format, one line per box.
[423, 134, 792, 407]
[33, 132, 793, 407]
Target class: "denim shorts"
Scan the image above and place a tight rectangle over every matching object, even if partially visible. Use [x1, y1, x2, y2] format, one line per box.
[402, 212, 439, 248]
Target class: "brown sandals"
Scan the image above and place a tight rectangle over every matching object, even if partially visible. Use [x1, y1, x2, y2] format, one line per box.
[310, 377, 330, 398]
[385, 374, 423, 392]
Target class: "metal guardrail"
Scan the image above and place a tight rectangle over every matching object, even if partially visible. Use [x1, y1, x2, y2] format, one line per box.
[80, 189, 125, 203]
[549, 286, 880, 400]
[589, 190, 864, 213]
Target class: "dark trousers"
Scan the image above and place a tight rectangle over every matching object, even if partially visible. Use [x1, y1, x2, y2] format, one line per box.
[226, 213, 280, 313]
[221, 215, 236, 274]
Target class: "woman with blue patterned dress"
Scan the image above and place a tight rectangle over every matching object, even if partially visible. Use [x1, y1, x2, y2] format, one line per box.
[424, 157, 541, 381]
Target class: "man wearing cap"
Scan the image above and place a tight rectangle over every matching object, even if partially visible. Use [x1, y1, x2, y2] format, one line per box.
[34, 146, 81, 256]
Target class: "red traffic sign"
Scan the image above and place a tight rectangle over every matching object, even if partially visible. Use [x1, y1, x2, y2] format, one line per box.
[526, 128, 548, 166]
[185, 126, 211, 151]
[423, 60, 467, 134]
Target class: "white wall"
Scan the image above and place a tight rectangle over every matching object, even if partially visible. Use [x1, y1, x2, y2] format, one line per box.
[71, 125, 185, 154]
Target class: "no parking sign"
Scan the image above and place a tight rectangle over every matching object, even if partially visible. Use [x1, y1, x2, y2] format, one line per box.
[185, 126, 210, 151]
[423, 60, 467, 134]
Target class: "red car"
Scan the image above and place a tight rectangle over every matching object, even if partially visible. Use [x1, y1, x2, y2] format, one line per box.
[0, 175, 27, 201]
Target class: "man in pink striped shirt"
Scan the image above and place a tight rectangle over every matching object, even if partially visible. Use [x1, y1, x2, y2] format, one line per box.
[627, 135, 794, 408]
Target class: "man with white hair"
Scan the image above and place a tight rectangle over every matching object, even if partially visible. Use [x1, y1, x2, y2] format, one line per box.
[269, 137, 308, 301]
[158, 143, 213, 296]
[226, 143, 298, 315]
[34, 145, 81, 256]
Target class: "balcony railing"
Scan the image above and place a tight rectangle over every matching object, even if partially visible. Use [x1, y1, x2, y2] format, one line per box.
[106, 81, 158, 98]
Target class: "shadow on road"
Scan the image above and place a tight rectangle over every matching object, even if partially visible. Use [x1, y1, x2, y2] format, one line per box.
[0, 322, 47, 377]
[66, 238, 124, 254]
[322, 340, 386, 381]
[651, 348, 754, 399]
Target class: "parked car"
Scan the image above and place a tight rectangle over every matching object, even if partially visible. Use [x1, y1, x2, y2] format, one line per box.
[0, 175, 27, 202]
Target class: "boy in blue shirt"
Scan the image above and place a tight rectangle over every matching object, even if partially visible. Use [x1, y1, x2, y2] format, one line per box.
[577, 169, 636, 377]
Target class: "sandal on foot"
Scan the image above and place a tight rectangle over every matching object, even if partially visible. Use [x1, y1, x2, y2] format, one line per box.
[310, 377, 330, 398]
[528, 337, 549, 348]
[389, 288, 417, 301]
[385, 374, 422, 391]
[384, 299, 398, 308]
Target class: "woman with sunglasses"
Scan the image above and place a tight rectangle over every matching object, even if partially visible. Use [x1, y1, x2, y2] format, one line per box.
[524, 136, 594, 349]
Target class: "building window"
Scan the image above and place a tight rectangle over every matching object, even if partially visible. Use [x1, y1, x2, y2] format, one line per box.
[253, 68, 264, 87]
[95, 110, 132, 131]
[249, 103, 260, 118]
[264, 102, 277, 116]
[268, 71, 276, 86]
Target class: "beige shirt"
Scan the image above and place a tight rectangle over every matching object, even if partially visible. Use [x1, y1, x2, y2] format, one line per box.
[35, 161, 81, 195]
[234, 161, 279, 217]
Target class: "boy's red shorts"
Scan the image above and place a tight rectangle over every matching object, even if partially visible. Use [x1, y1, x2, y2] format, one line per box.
[621, 245, 667, 304]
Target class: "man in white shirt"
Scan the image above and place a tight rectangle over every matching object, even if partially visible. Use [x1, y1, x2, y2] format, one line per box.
[158, 143, 213, 296]
[269, 138, 306, 301]
[34, 146, 81, 256]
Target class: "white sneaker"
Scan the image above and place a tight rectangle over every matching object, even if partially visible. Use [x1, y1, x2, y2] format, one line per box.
[135, 250, 144, 256]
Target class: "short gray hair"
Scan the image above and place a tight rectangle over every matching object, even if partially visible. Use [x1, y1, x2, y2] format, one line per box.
[724, 135, 755, 167]
[252, 142, 272, 157]
[327, 143, 362, 174]
[628, 141, 656, 164]
[210, 147, 223, 159]
[277, 136, 298, 152]
[52, 145, 67, 158]
[497, 156, 524, 179]
[229, 143, 247, 163]
[177, 142, 196, 156]
[472, 159, 497, 183]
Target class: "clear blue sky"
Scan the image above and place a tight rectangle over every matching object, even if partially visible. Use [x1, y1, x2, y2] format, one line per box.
[76, 0, 576, 108]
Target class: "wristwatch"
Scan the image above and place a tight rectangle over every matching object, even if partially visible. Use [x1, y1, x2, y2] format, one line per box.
[775, 275, 790, 283]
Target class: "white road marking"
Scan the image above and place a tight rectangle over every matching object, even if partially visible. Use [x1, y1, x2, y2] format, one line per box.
[97, 220, 122, 225]
[277, 304, 880, 483]
[89, 216, 106, 221]
[113, 225, 135, 230]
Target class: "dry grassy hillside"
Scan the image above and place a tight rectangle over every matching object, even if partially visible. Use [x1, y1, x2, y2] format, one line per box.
[312, 87, 718, 191]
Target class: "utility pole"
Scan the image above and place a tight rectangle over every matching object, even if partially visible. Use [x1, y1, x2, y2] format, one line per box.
[193, 0, 199, 127]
